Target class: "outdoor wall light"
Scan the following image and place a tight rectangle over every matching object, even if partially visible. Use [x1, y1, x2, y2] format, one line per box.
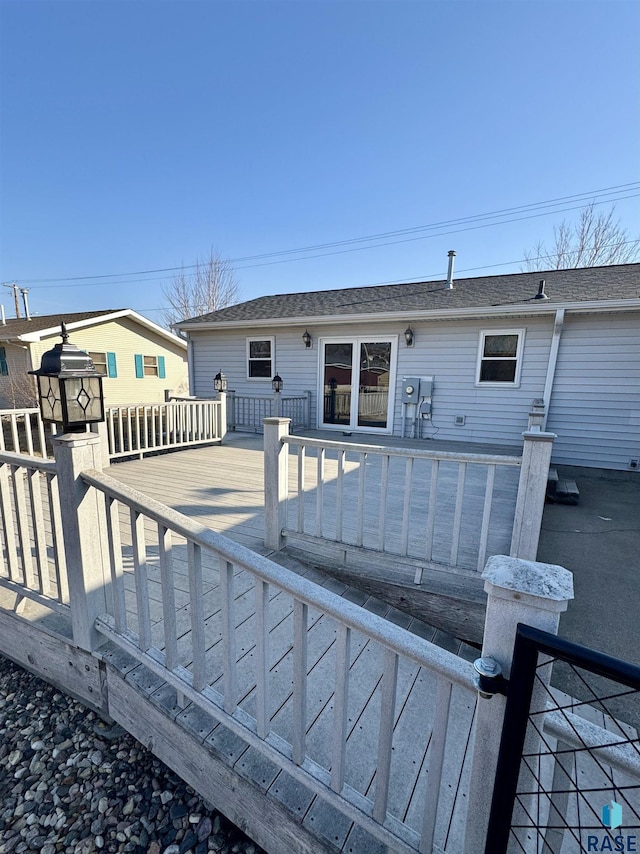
[272, 374, 283, 393]
[213, 371, 228, 392]
[302, 329, 312, 348]
[404, 326, 415, 347]
[29, 323, 105, 433]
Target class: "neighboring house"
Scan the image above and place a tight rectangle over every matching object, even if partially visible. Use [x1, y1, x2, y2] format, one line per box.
[0, 309, 188, 409]
[176, 263, 640, 472]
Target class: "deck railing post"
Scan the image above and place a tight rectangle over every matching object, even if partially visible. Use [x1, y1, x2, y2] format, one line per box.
[263, 417, 290, 551]
[53, 432, 111, 652]
[303, 390, 312, 429]
[227, 391, 236, 431]
[91, 420, 111, 467]
[463, 554, 573, 853]
[510, 429, 556, 560]
[217, 391, 227, 442]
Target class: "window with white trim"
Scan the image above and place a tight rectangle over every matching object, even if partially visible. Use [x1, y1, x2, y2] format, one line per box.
[247, 337, 274, 379]
[476, 330, 525, 386]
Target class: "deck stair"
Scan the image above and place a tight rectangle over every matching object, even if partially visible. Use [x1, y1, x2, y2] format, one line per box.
[547, 467, 580, 505]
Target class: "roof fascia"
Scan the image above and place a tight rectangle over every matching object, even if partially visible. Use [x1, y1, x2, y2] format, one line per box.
[17, 309, 187, 349]
[177, 298, 640, 332]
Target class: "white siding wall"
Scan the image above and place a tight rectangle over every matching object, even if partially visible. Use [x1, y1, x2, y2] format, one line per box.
[546, 312, 640, 470]
[190, 316, 554, 449]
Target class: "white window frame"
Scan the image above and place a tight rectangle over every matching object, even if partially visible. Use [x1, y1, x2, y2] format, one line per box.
[246, 336, 275, 381]
[316, 335, 398, 434]
[89, 351, 107, 376]
[475, 328, 525, 387]
[143, 355, 159, 377]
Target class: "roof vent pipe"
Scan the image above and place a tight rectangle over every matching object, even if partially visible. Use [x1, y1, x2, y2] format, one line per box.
[534, 279, 549, 300]
[0, 306, 5, 326]
[446, 250, 456, 289]
[20, 289, 31, 320]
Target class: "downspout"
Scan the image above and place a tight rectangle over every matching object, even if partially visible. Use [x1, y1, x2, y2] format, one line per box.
[541, 308, 565, 430]
[186, 334, 195, 395]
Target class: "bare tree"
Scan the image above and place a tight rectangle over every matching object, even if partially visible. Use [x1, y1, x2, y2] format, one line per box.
[523, 203, 640, 271]
[162, 249, 241, 328]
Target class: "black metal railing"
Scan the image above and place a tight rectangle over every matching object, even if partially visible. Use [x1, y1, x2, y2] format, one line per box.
[486, 623, 640, 853]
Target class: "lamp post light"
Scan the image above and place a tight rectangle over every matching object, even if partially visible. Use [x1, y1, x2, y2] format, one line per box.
[271, 373, 283, 416]
[29, 323, 105, 433]
[302, 330, 312, 349]
[213, 371, 228, 393]
[404, 326, 415, 347]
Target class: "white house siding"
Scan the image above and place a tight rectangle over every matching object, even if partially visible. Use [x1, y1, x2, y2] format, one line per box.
[29, 317, 188, 406]
[546, 312, 640, 470]
[190, 315, 555, 450]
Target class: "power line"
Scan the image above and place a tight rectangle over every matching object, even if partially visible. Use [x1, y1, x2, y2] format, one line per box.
[4, 182, 638, 286]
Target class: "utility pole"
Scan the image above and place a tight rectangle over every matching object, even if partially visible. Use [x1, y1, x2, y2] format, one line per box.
[5, 283, 21, 318]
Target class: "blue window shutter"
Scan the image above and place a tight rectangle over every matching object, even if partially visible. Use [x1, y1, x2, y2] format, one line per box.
[107, 352, 117, 378]
[158, 356, 166, 379]
[0, 347, 7, 376]
[134, 354, 144, 378]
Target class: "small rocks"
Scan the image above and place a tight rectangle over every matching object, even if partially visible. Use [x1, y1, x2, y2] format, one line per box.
[0, 655, 266, 854]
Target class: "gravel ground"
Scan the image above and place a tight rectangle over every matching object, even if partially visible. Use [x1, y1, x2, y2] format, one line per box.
[0, 655, 267, 854]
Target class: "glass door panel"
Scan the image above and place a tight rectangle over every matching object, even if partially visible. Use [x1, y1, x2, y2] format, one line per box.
[323, 342, 353, 425]
[358, 342, 391, 428]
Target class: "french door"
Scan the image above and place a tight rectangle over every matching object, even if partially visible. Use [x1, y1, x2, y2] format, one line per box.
[319, 336, 397, 433]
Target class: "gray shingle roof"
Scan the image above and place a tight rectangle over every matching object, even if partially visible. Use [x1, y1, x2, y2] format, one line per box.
[0, 310, 127, 340]
[179, 264, 640, 326]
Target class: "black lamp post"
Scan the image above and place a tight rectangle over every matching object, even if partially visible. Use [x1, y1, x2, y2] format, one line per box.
[271, 374, 283, 393]
[29, 323, 105, 433]
[213, 371, 228, 393]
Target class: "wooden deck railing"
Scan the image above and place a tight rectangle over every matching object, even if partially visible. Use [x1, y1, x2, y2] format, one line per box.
[264, 419, 555, 572]
[0, 407, 52, 459]
[81, 465, 477, 852]
[107, 398, 225, 459]
[228, 391, 311, 433]
[0, 449, 68, 613]
[1, 429, 637, 854]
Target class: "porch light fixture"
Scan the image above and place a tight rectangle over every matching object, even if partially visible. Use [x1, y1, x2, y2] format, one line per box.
[213, 371, 228, 392]
[272, 374, 283, 393]
[404, 326, 415, 347]
[302, 330, 312, 349]
[29, 323, 105, 433]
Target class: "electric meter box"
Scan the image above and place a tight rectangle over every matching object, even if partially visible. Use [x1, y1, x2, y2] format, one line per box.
[402, 377, 421, 404]
[419, 377, 434, 398]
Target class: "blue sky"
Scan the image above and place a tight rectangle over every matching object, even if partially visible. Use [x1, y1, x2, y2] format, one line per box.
[1, 0, 638, 324]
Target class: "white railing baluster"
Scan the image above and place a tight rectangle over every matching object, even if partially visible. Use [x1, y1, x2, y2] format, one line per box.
[477, 465, 496, 572]
[292, 598, 308, 765]
[133, 407, 140, 455]
[255, 578, 270, 738]
[400, 457, 413, 556]
[378, 454, 390, 551]
[331, 624, 351, 793]
[335, 448, 345, 542]
[450, 462, 467, 566]
[36, 414, 47, 459]
[425, 458, 439, 561]
[356, 452, 366, 547]
[131, 508, 152, 651]
[107, 409, 116, 456]
[117, 409, 125, 456]
[124, 408, 132, 454]
[0, 464, 19, 581]
[10, 415, 19, 454]
[0, 417, 6, 452]
[315, 449, 324, 538]
[156, 524, 177, 670]
[46, 473, 68, 604]
[221, 559, 237, 712]
[27, 469, 49, 595]
[373, 648, 399, 823]
[105, 496, 127, 632]
[12, 465, 35, 588]
[188, 540, 206, 691]
[297, 445, 305, 533]
[419, 676, 453, 853]
[25, 414, 34, 457]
